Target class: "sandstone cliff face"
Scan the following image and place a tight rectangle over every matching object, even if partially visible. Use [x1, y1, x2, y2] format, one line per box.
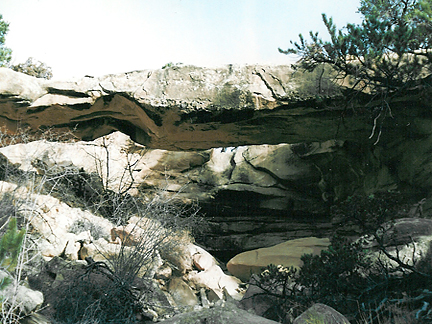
[0, 65, 363, 150]
[1, 65, 432, 259]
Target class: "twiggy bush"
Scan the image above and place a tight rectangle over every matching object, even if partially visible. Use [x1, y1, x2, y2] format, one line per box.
[53, 262, 141, 324]
[0, 127, 204, 323]
[52, 188, 201, 323]
[31, 157, 139, 225]
[0, 126, 77, 147]
[0, 127, 79, 322]
[41, 138, 202, 322]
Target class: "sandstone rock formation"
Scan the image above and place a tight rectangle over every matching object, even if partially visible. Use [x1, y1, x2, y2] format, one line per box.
[361, 218, 432, 274]
[0, 131, 366, 259]
[0, 127, 426, 261]
[227, 237, 331, 281]
[159, 301, 281, 324]
[3, 64, 432, 321]
[0, 65, 361, 150]
[2, 65, 432, 261]
[293, 303, 350, 324]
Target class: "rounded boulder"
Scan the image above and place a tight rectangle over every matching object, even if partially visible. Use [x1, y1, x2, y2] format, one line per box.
[227, 237, 330, 282]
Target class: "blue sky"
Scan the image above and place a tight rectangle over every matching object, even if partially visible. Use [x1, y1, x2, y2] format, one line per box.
[2, 0, 362, 79]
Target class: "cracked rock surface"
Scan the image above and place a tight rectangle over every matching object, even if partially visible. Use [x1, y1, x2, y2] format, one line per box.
[0, 65, 355, 150]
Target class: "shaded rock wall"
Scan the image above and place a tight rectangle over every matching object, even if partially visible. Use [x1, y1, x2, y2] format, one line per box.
[146, 139, 401, 258]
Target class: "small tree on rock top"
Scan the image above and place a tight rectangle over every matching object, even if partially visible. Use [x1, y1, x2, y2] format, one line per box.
[280, 0, 432, 97]
[11, 57, 53, 80]
[0, 15, 12, 67]
[280, 0, 432, 143]
[0, 218, 25, 275]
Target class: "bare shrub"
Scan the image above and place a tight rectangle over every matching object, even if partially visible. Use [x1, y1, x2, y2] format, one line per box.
[0, 126, 77, 148]
[0, 127, 204, 323]
[50, 186, 201, 323]
[0, 194, 44, 323]
[69, 219, 108, 241]
[0, 126, 79, 323]
[52, 263, 140, 324]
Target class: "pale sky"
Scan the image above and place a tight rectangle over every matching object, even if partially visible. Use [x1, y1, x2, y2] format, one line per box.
[1, 0, 362, 80]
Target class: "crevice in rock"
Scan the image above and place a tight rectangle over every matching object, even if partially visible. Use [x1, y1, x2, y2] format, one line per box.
[46, 87, 92, 98]
[268, 71, 289, 95]
[240, 150, 292, 188]
[0, 94, 32, 107]
[70, 111, 124, 121]
[227, 151, 236, 181]
[27, 103, 93, 114]
[96, 94, 164, 127]
[253, 69, 280, 100]
[176, 107, 256, 125]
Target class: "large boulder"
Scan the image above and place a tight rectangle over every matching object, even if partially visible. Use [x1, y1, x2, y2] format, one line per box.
[160, 301, 281, 324]
[362, 218, 432, 273]
[0, 270, 44, 317]
[227, 237, 330, 281]
[187, 264, 244, 301]
[293, 303, 349, 324]
[376, 217, 432, 247]
[168, 277, 199, 307]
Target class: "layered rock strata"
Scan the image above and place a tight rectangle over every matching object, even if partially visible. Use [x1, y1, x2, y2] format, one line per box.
[0, 65, 363, 150]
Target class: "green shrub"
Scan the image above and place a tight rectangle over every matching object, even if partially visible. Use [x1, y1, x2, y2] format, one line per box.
[297, 236, 374, 318]
[331, 191, 411, 236]
[0, 218, 25, 274]
[11, 57, 53, 80]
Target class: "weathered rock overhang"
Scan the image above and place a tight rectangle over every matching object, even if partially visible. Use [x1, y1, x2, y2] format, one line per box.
[0, 65, 377, 150]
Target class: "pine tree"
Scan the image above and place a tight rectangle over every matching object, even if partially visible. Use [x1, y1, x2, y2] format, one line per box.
[11, 57, 53, 80]
[0, 218, 25, 275]
[280, 0, 432, 99]
[0, 14, 12, 67]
